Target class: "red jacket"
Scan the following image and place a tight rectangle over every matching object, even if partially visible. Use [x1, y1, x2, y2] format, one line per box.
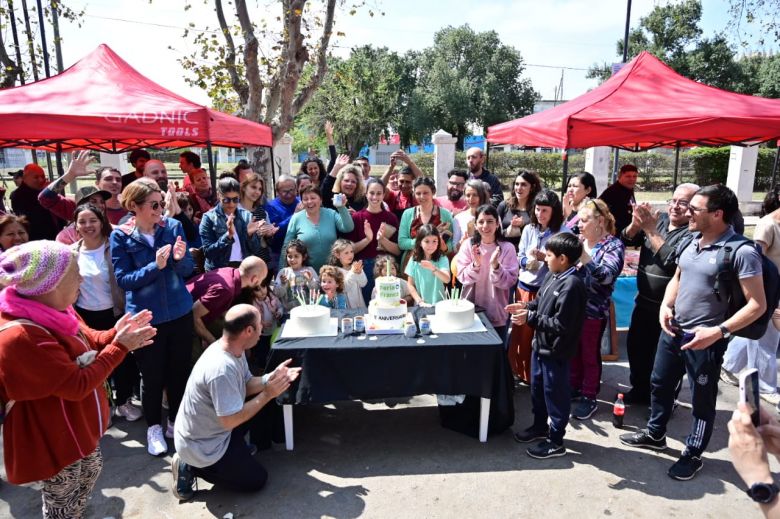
[0, 313, 126, 484]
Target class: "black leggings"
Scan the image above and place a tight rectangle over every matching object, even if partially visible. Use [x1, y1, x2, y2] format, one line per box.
[133, 312, 194, 426]
[75, 306, 139, 405]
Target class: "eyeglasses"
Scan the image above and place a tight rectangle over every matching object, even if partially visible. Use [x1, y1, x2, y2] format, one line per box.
[144, 200, 166, 211]
[448, 181, 465, 188]
[221, 196, 240, 204]
[279, 188, 296, 195]
[686, 204, 709, 214]
[667, 198, 690, 209]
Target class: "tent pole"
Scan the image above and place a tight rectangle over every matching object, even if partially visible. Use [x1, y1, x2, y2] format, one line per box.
[672, 145, 680, 190]
[561, 149, 569, 199]
[611, 148, 619, 184]
[485, 143, 490, 170]
[206, 142, 216, 191]
[771, 145, 780, 189]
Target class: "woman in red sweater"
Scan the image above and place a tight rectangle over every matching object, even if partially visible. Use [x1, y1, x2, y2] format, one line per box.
[0, 240, 156, 519]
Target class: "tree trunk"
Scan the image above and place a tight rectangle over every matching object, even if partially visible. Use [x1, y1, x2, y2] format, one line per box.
[248, 146, 274, 195]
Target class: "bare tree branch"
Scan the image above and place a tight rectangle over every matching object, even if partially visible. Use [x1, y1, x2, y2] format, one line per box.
[215, 0, 248, 107]
[0, 25, 21, 88]
[290, 0, 336, 119]
[235, 0, 264, 121]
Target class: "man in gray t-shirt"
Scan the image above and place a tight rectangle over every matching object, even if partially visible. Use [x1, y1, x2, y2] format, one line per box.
[621, 185, 766, 482]
[171, 302, 301, 501]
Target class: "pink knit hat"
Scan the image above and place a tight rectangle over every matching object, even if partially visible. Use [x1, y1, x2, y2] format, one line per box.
[0, 240, 78, 296]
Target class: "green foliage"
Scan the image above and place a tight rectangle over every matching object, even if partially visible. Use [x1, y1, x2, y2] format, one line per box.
[403, 25, 538, 149]
[586, 0, 761, 95]
[301, 46, 415, 155]
[727, 0, 780, 47]
[688, 146, 778, 188]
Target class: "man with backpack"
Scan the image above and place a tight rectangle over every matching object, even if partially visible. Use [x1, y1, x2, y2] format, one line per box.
[621, 184, 767, 481]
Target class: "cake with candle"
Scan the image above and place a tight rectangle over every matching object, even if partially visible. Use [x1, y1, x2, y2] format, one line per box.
[288, 305, 331, 335]
[434, 287, 475, 331]
[366, 259, 407, 332]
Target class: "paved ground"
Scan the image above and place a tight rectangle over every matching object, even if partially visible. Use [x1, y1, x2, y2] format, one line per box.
[1, 349, 775, 518]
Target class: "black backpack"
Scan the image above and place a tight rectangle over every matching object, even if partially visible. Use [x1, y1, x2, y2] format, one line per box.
[713, 235, 780, 340]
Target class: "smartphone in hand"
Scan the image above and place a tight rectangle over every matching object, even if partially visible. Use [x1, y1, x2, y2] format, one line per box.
[739, 368, 760, 427]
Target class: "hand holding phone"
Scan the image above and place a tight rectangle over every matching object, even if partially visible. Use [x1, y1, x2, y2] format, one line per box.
[739, 368, 761, 427]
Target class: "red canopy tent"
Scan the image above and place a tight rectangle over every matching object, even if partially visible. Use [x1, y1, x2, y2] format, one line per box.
[487, 51, 780, 151]
[0, 44, 272, 152]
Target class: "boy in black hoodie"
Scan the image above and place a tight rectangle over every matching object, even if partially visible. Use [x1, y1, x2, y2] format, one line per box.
[505, 233, 587, 458]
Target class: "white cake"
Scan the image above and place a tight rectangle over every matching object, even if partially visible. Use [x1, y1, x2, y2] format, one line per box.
[288, 305, 331, 336]
[434, 299, 475, 331]
[367, 276, 407, 331]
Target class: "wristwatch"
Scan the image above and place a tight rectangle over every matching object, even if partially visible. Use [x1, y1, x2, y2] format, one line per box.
[719, 324, 731, 339]
[746, 482, 780, 503]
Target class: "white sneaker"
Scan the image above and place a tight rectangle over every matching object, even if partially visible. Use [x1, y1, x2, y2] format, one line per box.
[760, 392, 780, 406]
[115, 402, 143, 422]
[720, 368, 739, 386]
[165, 419, 175, 439]
[147, 425, 168, 456]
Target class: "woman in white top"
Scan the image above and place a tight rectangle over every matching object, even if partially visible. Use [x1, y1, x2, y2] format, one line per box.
[453, 179, 491, 252]
[73, 203, 141, 422]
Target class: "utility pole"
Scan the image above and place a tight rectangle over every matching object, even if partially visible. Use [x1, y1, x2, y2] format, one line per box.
[611, 0, 632, 184]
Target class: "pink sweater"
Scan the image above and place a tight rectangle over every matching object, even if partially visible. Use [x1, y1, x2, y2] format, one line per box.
[455, 239, 519, 327]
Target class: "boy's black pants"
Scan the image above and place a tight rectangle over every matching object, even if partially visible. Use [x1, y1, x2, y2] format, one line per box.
[530, 351, 571, 445]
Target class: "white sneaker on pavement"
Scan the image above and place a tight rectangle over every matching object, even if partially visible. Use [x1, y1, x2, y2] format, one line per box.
[147, 425, 168, 456]
[115, 402, 143, 422]
[760, 392, 780, 406]
[720, 368, 739, 386]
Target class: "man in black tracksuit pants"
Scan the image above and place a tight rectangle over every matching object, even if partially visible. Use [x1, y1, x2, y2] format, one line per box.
[506, 233, 587, 459]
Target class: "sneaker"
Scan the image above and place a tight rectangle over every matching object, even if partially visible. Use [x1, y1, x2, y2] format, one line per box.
[527, 439, 566, 459]
[171, 453, 196, 501]
[619, 429, 667, 451]
[760, 392, 780, 406]
[668, 451, 703, 481]
[114, 402, 143, 422]
[572, 397, 598, 420]
[165, 419, 175, 439]
[147, 425, 168, 456]
[513, 426, 549, 443]
[720, 368, 739, 386]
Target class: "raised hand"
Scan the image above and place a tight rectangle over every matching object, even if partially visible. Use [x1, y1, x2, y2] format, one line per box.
[324, 120, 334, 137]
[471, 244, 482, 267]
[226, 214, 235, 239]
[489, 247, 501, 269]
[420, 259, 436, 272]
[64, 150, 96, 182]
[172, 235, 186, 261]
[363, 220, 374, 241]
[248, 219, 263, 236]
[116, 321, 157, 352]
[352, 260, 363, 273]
[156, 244, 172, 269]
[114, 309, 154, 334]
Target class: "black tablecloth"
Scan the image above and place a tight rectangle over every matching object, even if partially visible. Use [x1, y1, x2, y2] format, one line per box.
[267, 307, 514, 438]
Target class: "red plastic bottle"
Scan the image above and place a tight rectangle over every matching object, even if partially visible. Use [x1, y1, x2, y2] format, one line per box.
[613, 393, 625, 428]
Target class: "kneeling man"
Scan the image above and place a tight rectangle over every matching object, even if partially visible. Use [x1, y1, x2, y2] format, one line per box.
[172, 303, 300, 500]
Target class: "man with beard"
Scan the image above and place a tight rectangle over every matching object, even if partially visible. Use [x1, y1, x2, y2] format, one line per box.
[122, 149, 151, 189]
[620, 183, 699, 405]
[436, 169, 469, 215]
[466, 147, 503, 207]
[10, 163, 65, 240]
[381, 150, 423, 220]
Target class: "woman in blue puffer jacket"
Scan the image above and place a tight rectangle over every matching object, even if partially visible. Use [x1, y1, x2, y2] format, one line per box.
[199, 176, 267, 271]
[110, 178, 194, 457]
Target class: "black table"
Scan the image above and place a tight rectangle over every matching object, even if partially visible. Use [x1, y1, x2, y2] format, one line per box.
[266, 307, 514, 449]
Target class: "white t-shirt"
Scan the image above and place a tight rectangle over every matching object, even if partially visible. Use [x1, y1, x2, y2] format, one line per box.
[229, 235, 243, 261]
[76, 243, 114, 311]
[140, 232, 155, 247]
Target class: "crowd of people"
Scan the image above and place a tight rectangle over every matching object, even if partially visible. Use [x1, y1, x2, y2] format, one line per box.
[0, 138, 778, 517]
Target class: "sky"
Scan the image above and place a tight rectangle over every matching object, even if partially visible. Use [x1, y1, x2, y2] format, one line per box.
[44, 0, 772, 106]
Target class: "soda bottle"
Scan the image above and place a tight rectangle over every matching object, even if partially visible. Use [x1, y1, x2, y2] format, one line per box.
[613, 393, 625, 428]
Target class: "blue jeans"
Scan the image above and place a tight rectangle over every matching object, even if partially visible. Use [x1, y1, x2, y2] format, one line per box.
[530, 351, 571, 445]
[648, 332, 727, 456]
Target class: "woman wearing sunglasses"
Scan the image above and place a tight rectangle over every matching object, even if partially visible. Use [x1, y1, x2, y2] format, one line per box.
[199, 176, 268, 271]
[110, 178, 195, 456]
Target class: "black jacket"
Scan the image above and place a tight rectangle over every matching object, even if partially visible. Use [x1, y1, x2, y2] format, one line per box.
[471, 168, 504, 207]
[526, 270, 587, 360]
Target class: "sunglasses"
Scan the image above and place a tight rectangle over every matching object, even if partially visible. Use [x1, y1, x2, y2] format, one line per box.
[221, 196, 240, 204]
[144, 200, 166, 211]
